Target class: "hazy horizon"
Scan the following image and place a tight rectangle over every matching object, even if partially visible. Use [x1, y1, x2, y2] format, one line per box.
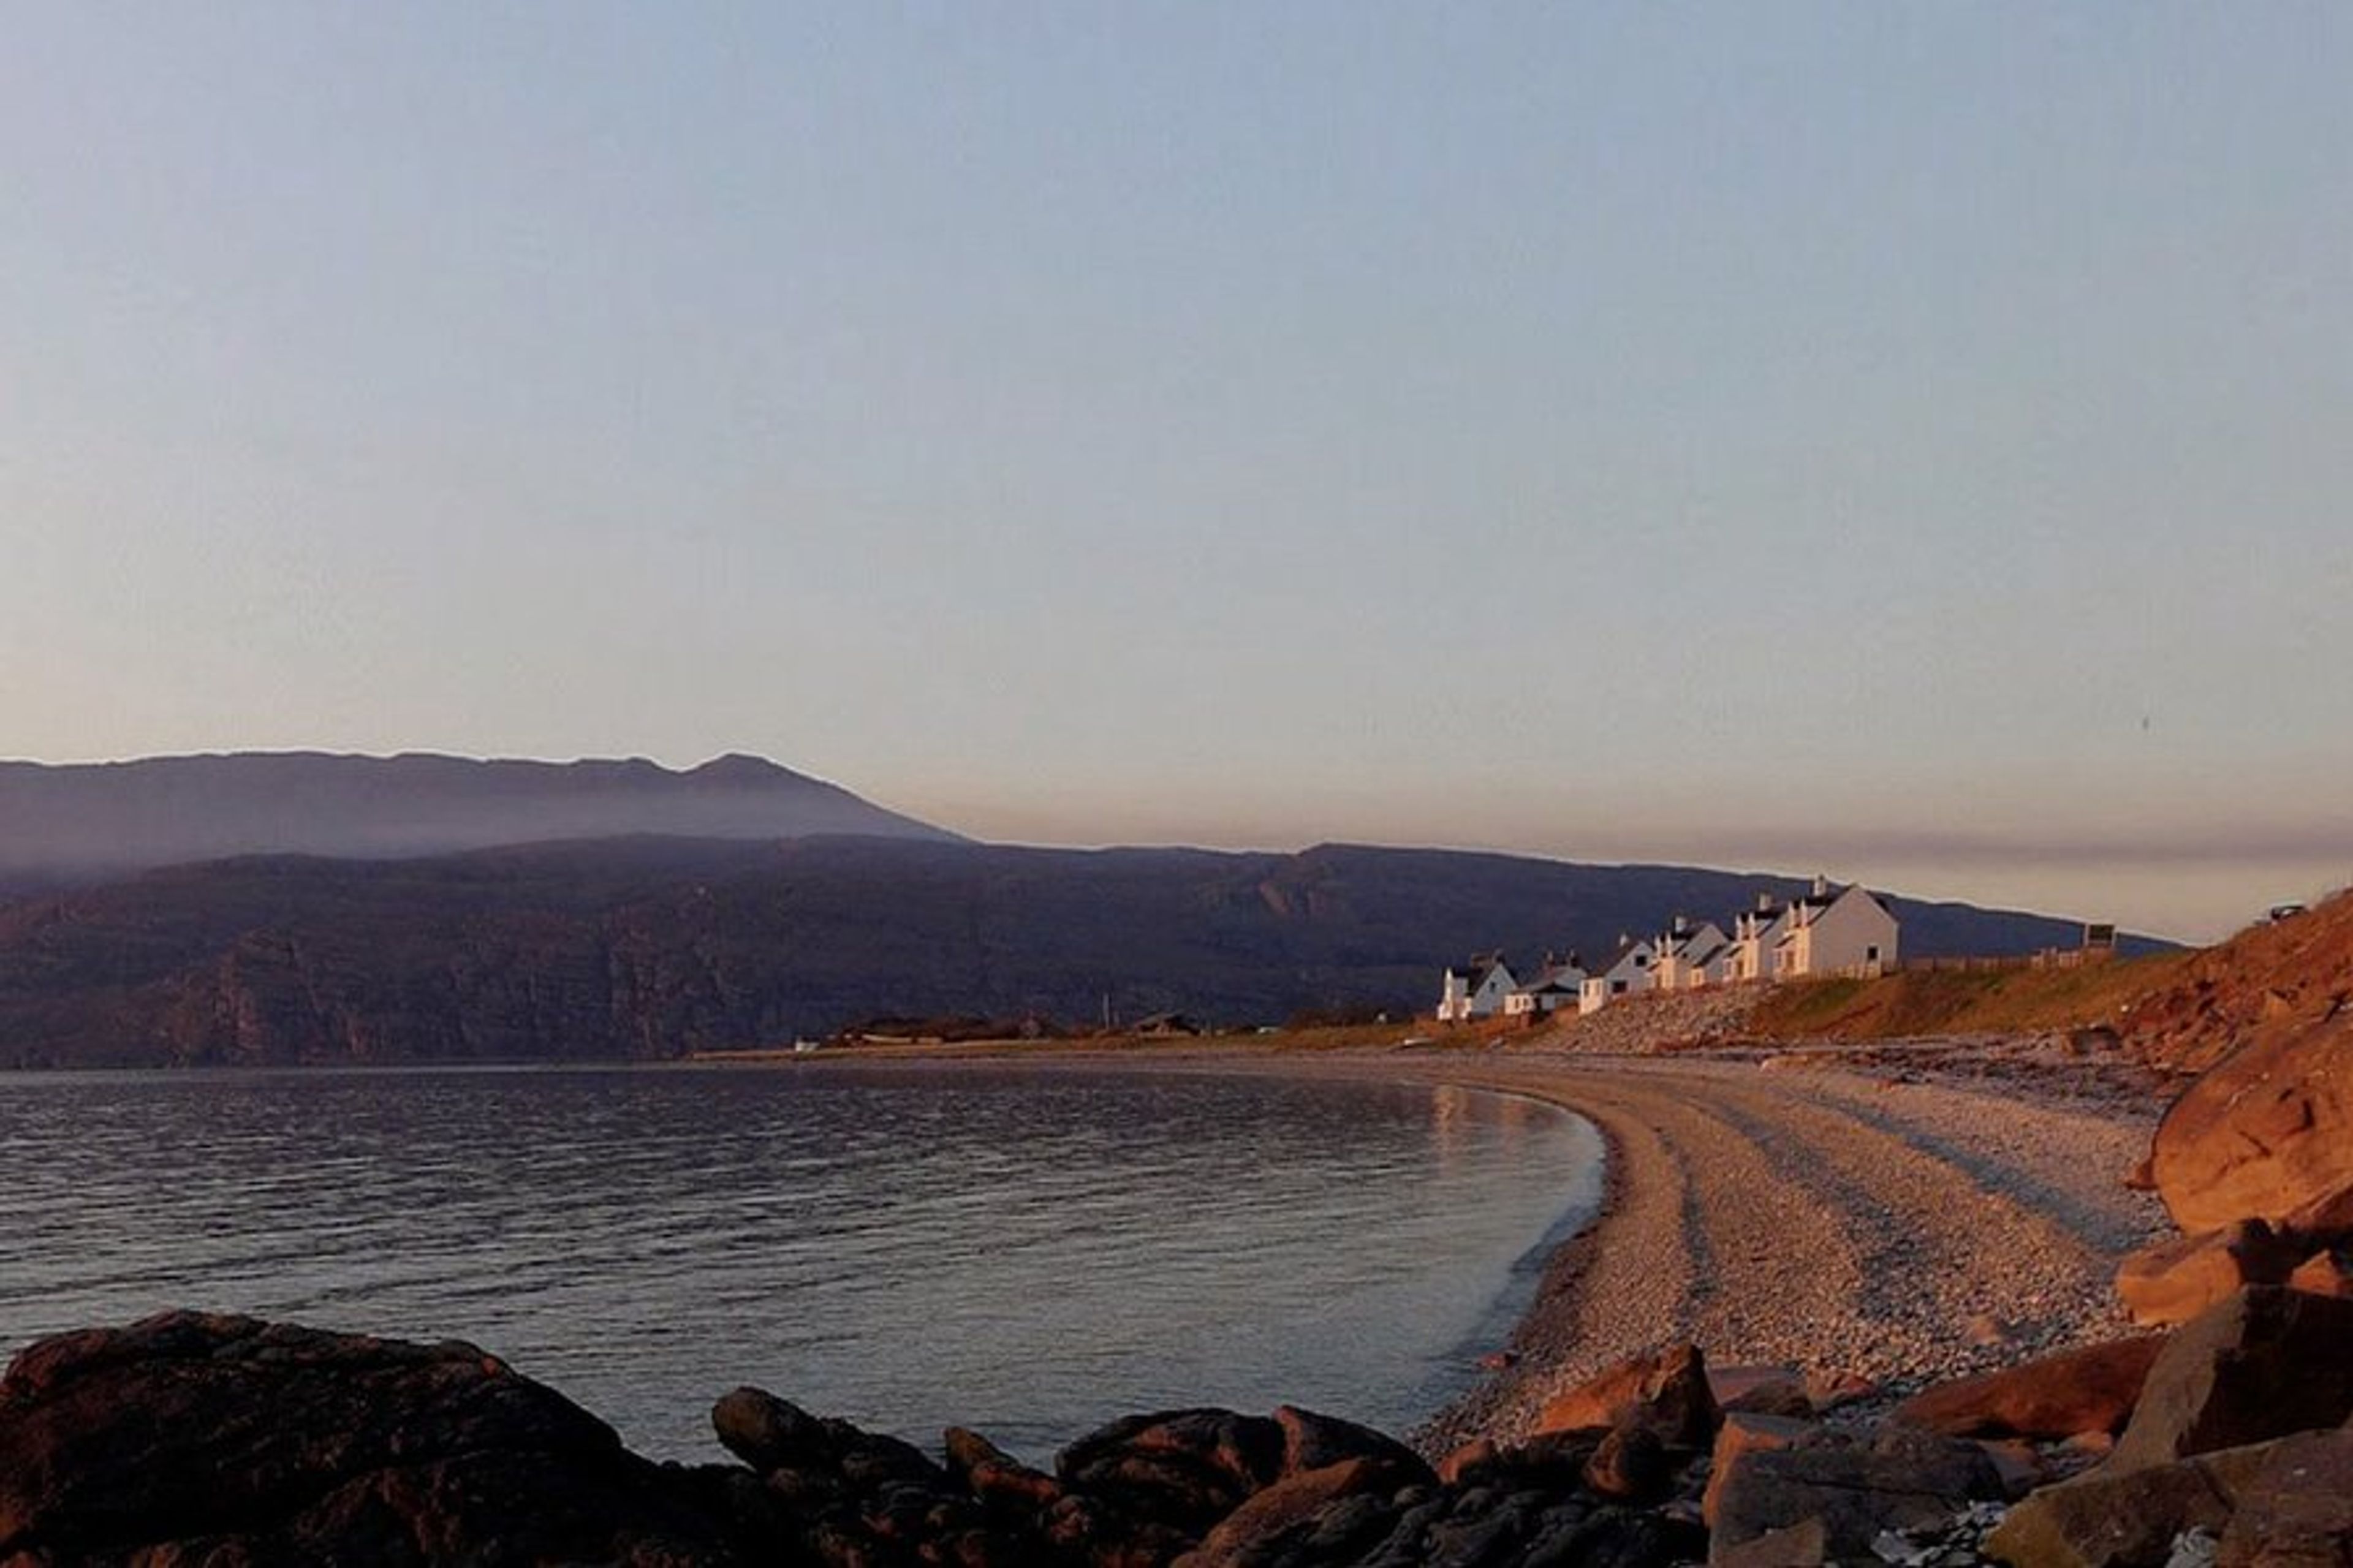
[6, 8, 2347, 945]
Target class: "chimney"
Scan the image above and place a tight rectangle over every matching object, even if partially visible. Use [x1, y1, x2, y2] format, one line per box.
[1757, 891, 1775, 912]
[1813, 874, 1830, 898]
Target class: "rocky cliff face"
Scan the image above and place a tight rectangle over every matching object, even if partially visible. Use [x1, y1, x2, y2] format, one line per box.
[0, 838, 2113, 1069]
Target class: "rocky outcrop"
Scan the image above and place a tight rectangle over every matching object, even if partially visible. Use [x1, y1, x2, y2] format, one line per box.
[2149, 1014, 2353, 1240]
[0, 1311, 747, 1566]
[2107, 1286, 2353, 1472]
[2115, 1221, 2306, 1327]
[1704, 1423, 2004, 1566]
[1893, 1335, 2167, 1441]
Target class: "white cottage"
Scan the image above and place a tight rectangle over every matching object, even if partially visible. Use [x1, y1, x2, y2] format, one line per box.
[1504, 955, 1587, 1017]
[1773, 879, 1900, 979]
[1438, 953, 1518, 1023]
[1650, 917, 1731, 992]
[1724, 893, 1791, 983]
[1577, 937, 1658, 1015]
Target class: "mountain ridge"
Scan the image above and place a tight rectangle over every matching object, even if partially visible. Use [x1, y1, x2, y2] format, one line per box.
[0, 833, 2159, 1069]
[0, 750, 960, 880]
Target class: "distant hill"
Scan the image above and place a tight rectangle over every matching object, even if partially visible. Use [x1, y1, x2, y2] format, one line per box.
[0, 836, 2152, 1069]
[0, 752, 958, 882]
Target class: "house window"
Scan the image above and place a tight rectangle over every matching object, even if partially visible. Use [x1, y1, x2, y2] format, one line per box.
[1866, 945, 1881, 962]
[1611, 979, 1628, 995]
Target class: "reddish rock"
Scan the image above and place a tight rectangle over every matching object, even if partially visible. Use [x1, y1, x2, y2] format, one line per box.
[1170, 1456, 1407, 1568]
[2150, 1013, 2353, 1238]
[944, 1426, 1066, 1515]
[1055, 1408, 1286, 1536]
[2116, 1221, 2305, 1327]
[2110, 1286, 2353, 1472]
[1712, 1364, 1814, 1420]
[1534, 1342, 1719, 1449]
[1702, 1412, 1814, 1528]
[1270, 1404, 1433, 1487]
[1582, 1421, 1673, 1502]
[0, 1312, 743, 1566]
[1893, 1335, 2167, 1440]
[2288, 1246, 2353, 1301]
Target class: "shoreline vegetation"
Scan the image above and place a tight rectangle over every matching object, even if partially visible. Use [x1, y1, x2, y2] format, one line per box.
[7, 908, 2352, 1562]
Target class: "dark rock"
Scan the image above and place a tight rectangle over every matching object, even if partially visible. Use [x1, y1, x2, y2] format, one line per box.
[944, 1426, 1066, 1518]
[1271, 1405, 1433, 1487]
[1894, 1335, 2167, 1439]
[1056, 1408, 1289, 1548]
[1985, 1436, 2293, 1567]
[1581, 1423, 1673, 1502]
[1172, 1456, 1413, 1568]
[0, 1311, 744, 1566]
[2215, 1425, 2353, 1567]
[2110, 1286, 2353, 1471]
[1706, 1423, 2003, 1566]
[1702, 1412, 1814, 1528]
[2116, 1221, 2305, 1327]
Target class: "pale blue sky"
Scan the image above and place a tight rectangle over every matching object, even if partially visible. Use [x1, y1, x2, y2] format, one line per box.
[4, 5, 2348, 939]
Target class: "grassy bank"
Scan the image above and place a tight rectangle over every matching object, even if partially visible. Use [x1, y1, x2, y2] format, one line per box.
[1745, 951, 2195, 1041]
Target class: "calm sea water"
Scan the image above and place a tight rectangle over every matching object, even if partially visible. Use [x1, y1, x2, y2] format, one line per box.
[0, 1062, 1601, 1461]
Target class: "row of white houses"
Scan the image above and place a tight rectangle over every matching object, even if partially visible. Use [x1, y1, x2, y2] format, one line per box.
[1436, 879, 1901, 1023]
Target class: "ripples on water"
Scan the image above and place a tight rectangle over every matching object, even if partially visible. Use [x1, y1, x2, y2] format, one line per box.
[0, 1063, 1601, 1460]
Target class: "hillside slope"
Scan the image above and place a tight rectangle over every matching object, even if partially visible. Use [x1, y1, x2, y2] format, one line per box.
[0, 837, 2130, 1068]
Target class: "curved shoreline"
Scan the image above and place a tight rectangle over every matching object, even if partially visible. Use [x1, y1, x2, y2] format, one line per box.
[1081, 1045, 2168, 1453]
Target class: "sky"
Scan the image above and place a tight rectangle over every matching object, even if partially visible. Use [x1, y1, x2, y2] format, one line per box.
[3, 5, 2348, 943]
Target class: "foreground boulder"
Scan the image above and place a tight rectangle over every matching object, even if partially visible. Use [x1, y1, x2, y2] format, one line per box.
[2109, 1286, 2353, 1472]
[2149, 1013, 2353, 1239]
[0, 1311, 744, 1566]
[1705, 1423, 2004, 1566]
[2115, 1221, 2305, 1327]
[1893, 1335, 2167, 1441]
[1534, 1341, 1721, 1449]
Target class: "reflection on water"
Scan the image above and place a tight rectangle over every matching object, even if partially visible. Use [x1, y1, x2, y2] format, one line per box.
[0, 1063, 1601, 1460]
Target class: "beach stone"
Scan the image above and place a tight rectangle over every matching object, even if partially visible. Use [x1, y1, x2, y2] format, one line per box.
[1534, 1341, 1719, 1449]
[1581, 1421, 1672, 1502]
[1437, 1429, 1595, 1492]
[1272, 1404, 1434, 1486]
[1985, 1437, 2293, 1568]
[1702, 1412, 1814, 1528]
[2215, 1425, 2353, 1566]
[1713, 1364, 1815, 1420]
[1056, 1407, 1286, 1535]
[0, 1311, 741, 1566]
[2110, 1286, 2353, 1472]
[1172, 1456, 1411, 1568]
[2116, 1222, 2304, 1327]
[944, 1426, 1066, 1515]
[2150, 1014, 2353, 1238]
[1894, 1335, 2167, 1439]
[2287, 1246, 2353, 1300]
[1706, 1423, 2002, 1566]
[1713, 1517, 1828, 1568]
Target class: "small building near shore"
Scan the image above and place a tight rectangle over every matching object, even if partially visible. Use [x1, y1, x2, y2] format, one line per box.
[1504, 954, 1586, 1017]
[1438, 953, 1517, 1023]
[1773, 879, 1900, 979]
[1578, 937, 1658, 1015]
